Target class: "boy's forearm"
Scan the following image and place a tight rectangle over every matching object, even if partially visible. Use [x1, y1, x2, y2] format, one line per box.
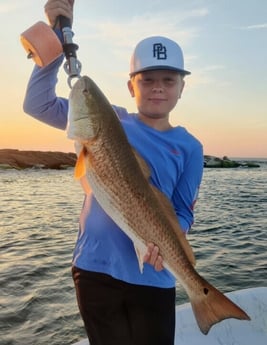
[23, 55, 69, 130]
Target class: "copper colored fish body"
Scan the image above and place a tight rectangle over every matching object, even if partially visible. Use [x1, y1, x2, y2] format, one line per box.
[67, 76, 250, 334]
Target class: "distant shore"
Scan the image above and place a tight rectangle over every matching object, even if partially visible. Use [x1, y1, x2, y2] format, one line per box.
[0, 149, 261, 170]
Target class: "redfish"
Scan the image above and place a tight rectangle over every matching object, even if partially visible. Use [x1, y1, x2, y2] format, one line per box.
[67, 76, 250, 334]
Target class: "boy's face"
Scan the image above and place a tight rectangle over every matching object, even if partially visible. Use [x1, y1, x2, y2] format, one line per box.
[127, 70, 185, 120]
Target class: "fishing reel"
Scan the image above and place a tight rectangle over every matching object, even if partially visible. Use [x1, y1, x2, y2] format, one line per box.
[20, 16, 81, 88]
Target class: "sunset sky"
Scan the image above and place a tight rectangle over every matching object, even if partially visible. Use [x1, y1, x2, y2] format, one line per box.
[0, 0, 266, 158]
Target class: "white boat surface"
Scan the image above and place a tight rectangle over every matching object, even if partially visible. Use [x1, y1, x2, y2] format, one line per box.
[72, 286, 267, 345]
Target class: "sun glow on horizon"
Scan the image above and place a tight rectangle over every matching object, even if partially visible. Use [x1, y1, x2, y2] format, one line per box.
[0, 0, 266, 158]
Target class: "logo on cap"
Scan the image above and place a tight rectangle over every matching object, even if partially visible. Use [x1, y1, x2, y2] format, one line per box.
[153, 43, 167, 60]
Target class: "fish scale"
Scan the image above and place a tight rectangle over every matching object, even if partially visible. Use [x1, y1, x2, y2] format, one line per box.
[67, 75, 250, 335]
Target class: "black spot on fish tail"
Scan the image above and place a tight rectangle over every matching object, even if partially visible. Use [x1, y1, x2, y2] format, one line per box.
[203, 287, 209, 295]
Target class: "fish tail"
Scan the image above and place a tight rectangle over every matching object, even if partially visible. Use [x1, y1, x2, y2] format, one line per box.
[190, 280, 250, 334]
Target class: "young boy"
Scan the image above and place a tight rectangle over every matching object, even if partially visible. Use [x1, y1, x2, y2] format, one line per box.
[23, 1, 203, 344]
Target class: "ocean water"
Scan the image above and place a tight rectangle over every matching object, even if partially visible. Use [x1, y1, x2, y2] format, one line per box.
[1, 161, 267, 345]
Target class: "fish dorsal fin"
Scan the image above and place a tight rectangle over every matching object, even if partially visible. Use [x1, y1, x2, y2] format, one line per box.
[132, 149, 150, 179]
[151, 185, 196, 266]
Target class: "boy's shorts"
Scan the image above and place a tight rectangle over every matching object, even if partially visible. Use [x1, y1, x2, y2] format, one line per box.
[72, 266, 176, 345]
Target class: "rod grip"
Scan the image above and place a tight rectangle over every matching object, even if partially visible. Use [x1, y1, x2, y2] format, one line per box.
[58, 15, 71, 29]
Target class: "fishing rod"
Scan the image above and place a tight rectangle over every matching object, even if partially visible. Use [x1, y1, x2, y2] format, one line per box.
[20, 16, 82, 88]
[58, 15, 81, 88]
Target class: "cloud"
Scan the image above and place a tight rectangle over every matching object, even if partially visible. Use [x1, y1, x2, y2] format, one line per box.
[0, 1, 28, 14]
[186, 65, 228, 89]
[0, 4, 19, 13]
[78, 7, 209, 50]
[74, 5, 210, 83]
[241, 23, 267, 30]
[202, 65, 225, 72]
[0, 1, 24, 14]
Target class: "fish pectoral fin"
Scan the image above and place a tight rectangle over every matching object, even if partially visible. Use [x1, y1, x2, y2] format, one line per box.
[151, 185, 196, 266]
[73, 143, 92, 195]
[74, 148, 87, 179]
[133, 241, 147, 273]
[79, 175, 92, 195]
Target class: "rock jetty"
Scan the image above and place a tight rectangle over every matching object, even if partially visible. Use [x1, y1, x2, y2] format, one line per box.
[204, 155, 260, 168]
[0, 149, 260, 170]
[0, 149, 76, 170]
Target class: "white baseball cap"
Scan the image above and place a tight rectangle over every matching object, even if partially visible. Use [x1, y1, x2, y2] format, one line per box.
[130, 36, 190, 76]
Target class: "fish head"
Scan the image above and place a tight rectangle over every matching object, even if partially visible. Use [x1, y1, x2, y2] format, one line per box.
[67, 76, 103, 142]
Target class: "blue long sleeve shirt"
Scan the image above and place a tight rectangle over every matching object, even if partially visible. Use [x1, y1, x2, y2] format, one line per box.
[23, 57, 203, 288]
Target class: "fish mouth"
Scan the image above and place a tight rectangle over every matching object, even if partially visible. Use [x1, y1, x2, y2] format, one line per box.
[72, 115, 90, 121]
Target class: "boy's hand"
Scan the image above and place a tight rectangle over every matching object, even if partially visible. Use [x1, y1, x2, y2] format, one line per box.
[143, 243, 164, 271]
[44, 0, 74, 28]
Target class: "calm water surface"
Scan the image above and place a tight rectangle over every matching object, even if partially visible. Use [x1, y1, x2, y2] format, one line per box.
[1, 161, 267, 345]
